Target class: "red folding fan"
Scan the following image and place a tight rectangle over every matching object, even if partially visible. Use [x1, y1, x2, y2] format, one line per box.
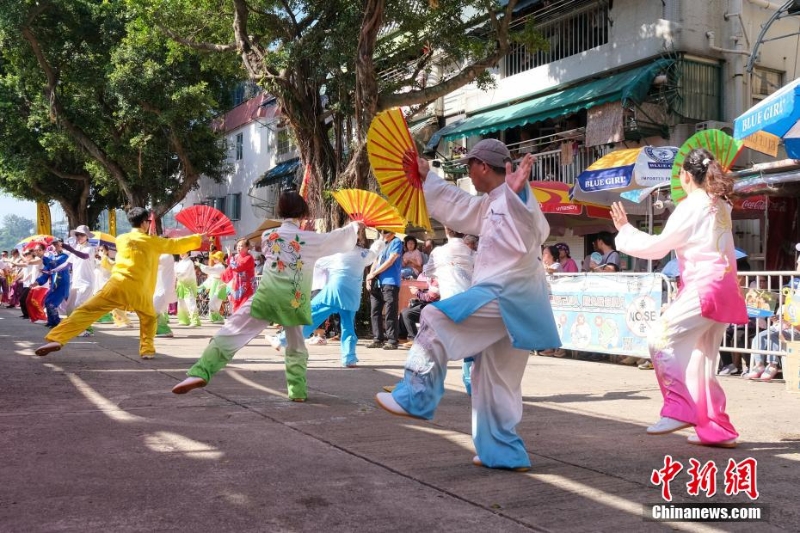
[175, 205, 236, 237]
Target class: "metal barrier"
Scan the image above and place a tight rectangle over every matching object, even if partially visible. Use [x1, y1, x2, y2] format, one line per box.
[546, 270, 800, 366]
[720, 271, 799, 362]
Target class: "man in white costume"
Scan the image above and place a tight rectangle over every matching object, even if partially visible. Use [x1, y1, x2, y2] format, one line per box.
[376, 140, 560, 471]
[174, 252, 201, 327]
[423, 227, 475, 394]
[65, 225, 97, 336]
[154, 254, 178, 337]
[198, 251, 227, 324]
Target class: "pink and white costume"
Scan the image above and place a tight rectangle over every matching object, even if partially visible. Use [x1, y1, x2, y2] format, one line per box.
[615, 189, 747, 444]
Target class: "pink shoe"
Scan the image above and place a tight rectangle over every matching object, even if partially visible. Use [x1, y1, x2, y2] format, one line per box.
[743, 364, 765, 380]
[758, 364, 779, 382]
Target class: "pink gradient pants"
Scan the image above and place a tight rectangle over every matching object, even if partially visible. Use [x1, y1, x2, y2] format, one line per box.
[648, 288, 738, 444]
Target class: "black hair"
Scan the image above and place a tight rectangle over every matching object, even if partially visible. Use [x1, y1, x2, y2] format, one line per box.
[127, 207, 150, 228]
[682, 148, 735, 202]
[595, 231, 616, 248]
[403, 235, 418, 248]
[544, 245, 560, 261]
[277, 191, 310, 219]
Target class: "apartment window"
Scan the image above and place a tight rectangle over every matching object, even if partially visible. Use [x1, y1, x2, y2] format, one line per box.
[277, 129, 294, 156]
[675, 59, 722, 121]
[503, 1, 609, 77]
[234, 132, 244, 161]
[226, 193, 242, 221]
[752, 67, 782, 105]
[213, 197, 226, 214]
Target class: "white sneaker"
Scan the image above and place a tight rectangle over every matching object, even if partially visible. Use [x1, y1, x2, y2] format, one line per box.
[646, 417, 693, 435]
[77, 330, 93, 338]
[307, 335, 327, 345]
[718, 364, 736, 376]
[267, 335, 283, 351]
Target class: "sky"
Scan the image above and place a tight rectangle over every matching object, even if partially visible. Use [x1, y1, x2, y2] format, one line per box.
[0, 193, 37, 221]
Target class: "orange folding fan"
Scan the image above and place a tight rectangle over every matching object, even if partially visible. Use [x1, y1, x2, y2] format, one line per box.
[175, 205, 236, 237]
[367, 108, 432, 231]
[332, 189, 407, 234]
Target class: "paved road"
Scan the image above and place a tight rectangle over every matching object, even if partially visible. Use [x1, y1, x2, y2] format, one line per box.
[1, 307, 798, 532]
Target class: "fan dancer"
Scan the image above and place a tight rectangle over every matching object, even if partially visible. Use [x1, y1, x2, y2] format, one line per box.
[424, 227, 476, 395]
[223, 238, 255, 312]
[375, 140, 560, 472]
[609, 148, 746, 448]
[154, 254, 178, 338]
[175, 252, 201, 327]
[298, 231, 376, 367]
[34, 208, 201, 358]
[30, 239, 89, 328]
[197, 251, 227, 324]
[172, 191, 362, 401]
[64, 225, 97, 336]
[94, 244, 132, 327]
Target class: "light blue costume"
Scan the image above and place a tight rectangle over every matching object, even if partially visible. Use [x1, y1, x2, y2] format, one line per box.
[302, 246, 376, 366]
[391, 172, 560, 469]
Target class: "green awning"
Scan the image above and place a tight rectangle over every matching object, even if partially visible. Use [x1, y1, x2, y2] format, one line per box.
[441, 59, 672, 142]
[254, 158, 300, 189]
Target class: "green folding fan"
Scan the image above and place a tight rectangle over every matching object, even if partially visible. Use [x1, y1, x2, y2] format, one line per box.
[670, 129, 744, 204]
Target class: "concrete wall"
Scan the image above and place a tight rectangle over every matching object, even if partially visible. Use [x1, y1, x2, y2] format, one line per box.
[184, 119, 285, 250]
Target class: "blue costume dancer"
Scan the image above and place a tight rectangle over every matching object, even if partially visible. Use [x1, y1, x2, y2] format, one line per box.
[31, 239, 88, 328]
[376, 140, 559, 471]
[302, 244, 376, 367]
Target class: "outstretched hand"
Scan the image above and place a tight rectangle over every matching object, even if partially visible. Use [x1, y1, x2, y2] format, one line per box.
[417, 157, 430, 181]
[505, 153, 534, 193]
[610, 202, 629, 230]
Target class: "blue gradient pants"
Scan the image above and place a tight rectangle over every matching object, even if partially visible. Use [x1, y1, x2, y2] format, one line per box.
[391, 301, 531, 469]
[303, 301, 357, 367]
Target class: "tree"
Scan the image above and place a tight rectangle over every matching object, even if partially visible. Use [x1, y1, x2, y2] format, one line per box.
[135, 0, 538, 227]
[0, 214, 35, 251]
[0, 0, 240, 225]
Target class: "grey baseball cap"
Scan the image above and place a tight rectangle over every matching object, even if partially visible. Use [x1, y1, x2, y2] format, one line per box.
[454, 139, 512, 168]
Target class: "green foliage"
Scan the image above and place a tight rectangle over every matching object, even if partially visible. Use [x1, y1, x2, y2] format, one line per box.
[0, 214, 35, 251]
[0, 0, 240, 222]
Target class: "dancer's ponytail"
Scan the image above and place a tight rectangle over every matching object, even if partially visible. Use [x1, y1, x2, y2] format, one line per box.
[682, 148, 735, 203]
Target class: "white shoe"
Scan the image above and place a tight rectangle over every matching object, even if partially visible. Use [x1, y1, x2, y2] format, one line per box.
[307, 335, 327, 345]
[646, 417, 693, 435]
[687, 434, 738, 448]
[375, 392, 414, 418]
[718, 364, 736, 376]
[266, 335, 283, 351]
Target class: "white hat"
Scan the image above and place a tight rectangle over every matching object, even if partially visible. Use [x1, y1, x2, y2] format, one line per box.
[70, 225, 95, 239]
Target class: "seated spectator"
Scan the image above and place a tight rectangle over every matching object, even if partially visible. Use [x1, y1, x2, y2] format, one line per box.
[555, 242, 578, 272]
[399, 280, 440, 348]
[542, 245, 562, 274]
[744, 313, 798, 381]
[400, 236, 424, 280]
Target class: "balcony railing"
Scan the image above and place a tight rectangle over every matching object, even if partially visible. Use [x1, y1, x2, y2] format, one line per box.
[503, 1, 609, 78]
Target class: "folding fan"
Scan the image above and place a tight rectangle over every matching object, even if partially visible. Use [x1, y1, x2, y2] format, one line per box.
[175, 205, 236, 237]
[670, 129, 744, 204]
[332, 189, 407, 233]
[367, 108, 432, 231]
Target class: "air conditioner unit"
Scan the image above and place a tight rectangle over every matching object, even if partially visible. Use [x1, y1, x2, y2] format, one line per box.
[695, 121, 733, 133]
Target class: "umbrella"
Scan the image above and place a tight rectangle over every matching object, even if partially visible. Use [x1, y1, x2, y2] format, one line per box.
[573, 146, 678, 215]
[89, 231, 117, 251]
[531, 181, 610, 218]
[16, 234, 54, 251]
[733, 77, 800, 158]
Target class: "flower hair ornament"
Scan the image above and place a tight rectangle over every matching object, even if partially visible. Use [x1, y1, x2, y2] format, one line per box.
[702, 157, 711, 167]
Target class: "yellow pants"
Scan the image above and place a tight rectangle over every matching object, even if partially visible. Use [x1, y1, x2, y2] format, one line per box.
[46, 285, 157, 356]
